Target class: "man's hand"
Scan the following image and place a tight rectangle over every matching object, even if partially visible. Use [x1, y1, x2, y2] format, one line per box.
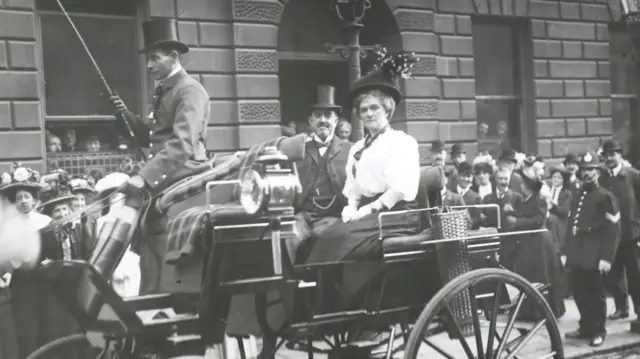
[341, 206, 357, 223]
[598, 260, 612, 274]
[561, 255, 567, 267]
[506, 216, 516, 226]
[110, 95, 128, 113]
[127, 175, 145, 189]
[503, 204, 515, 213]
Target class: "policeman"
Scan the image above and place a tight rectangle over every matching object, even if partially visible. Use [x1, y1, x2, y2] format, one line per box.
[562, 151, 620, 347]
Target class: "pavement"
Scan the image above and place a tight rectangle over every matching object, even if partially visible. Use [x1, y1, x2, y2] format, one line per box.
[257, 297, 640, 359]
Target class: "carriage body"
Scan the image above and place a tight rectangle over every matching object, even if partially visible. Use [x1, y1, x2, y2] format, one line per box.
[32, 150, 563, 359]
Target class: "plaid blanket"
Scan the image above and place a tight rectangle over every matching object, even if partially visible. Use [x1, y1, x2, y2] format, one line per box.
[163, 136, 286, 265]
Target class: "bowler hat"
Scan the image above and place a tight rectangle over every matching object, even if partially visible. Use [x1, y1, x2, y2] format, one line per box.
[458, 161, 473, 176]
[498, 149, 518, 162]
[310, 85, 341, 115]
[140, 19, 189, 54]
[563, 153, 579, 165]
[451, 143, 464, 156]
[346, 49, 419, 109]
[430, 140, 446, 153]
[601, 140, 623, 155]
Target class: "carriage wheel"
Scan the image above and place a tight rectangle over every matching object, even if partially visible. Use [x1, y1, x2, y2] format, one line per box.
[403, 268, 563, 359]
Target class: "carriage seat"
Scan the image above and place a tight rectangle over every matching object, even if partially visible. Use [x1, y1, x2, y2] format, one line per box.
[381, 227, 500, 254]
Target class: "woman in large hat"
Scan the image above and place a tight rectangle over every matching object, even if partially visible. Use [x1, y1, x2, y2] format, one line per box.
[11, 171, 94, 359]
[501, 163, 566, 320]
[300, 49, 421, 308]
[0, 163, 51, 228]
[69, 175, 96, 212]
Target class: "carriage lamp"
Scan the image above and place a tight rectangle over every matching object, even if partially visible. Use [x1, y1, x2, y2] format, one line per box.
[238, 146, 302, 215]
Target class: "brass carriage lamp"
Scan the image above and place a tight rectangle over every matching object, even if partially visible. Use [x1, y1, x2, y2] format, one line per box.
[238, 146, 302, 215]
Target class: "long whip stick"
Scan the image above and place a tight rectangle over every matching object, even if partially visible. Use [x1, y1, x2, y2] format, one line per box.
[54, 0, 146, 160]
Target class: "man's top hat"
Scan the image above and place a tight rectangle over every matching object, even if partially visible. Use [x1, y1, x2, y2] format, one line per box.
[311, 85, 341, 115]
[140, 19, 189, 54]
[578, 151, 604, 170]
[563, 153, 579, 165]
[498, 149, 518, 162]
[451, 143, 464, 156]
[346, 49, 419, 109]
[601, 139, 623, 155]
[430, 140, 446, 153]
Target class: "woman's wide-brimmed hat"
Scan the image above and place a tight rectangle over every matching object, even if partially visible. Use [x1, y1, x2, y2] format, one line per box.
[521, 165, 544, 192]
[38, 170, 76, 215]
[0, 163, 42, 199]
[139, 18, 189, 54]
[346, 48, 419, 109]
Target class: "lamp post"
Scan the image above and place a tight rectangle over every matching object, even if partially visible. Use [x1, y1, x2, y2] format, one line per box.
[325, 0, 381, 141]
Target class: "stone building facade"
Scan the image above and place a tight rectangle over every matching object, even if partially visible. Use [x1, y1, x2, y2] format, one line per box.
[0, 0, 631, 172]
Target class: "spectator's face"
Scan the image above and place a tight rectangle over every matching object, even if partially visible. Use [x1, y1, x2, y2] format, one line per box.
[432, 150, 447, 167]
[498, 160, 515, 172]
[495, 171, 510, 190]
[476, 171, 491, 186]
[551, 172, 563, 188]
[51, 202, 70, 220]
[336, 124, 351, 141]
[74, 193, 86, 210]
[604, 151, 622, 169]
[64, 129, 76, 148]
[452, 153, 466, 166]
[459, 173, 473, 188]
[478, 123, 489, 138]
[308, 109, 338, 141]
[146, 49, 177, 81]
[565, 162, 578, 175]
[15, 190, 35, 214]
[47, 136, 62, 153]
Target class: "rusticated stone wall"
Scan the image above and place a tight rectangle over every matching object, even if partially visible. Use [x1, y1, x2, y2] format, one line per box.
[0, 0, 45, 172]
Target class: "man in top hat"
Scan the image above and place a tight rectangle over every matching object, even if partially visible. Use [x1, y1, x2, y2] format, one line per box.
[496, 149, 524, 195]
[599, 139, 640, 322]
[290, 85, 352, 264]
[562, 151, 620, 346]
[455, 161, 482, 227]
[109, 18, 210, 296]
[110, 18, 209, 194]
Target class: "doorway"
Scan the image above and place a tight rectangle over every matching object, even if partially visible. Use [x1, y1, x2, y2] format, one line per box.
[279, 60, 349, 134]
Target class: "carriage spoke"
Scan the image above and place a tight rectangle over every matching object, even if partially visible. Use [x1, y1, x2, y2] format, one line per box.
[468, 286, 485, 359]
[443, 304, 476, 359]
[495, 292, 525, 358]
[423, 338, 457, 359]
[503, 319, 546, 359]
[485, 282, 504, 358]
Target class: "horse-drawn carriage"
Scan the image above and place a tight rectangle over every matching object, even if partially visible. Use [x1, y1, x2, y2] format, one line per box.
[26, 143, 563, 359]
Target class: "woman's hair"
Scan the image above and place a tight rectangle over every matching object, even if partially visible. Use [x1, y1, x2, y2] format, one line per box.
[353, 90, 396, 118]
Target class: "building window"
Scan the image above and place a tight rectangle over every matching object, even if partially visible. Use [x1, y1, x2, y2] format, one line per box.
[37, 0, 142, 174]
[472, 17, 531, 157]
[609, 24, 638, 158]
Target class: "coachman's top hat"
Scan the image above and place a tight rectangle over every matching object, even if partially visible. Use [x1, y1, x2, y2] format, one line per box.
[311, 85, 341, 115]
[346, 48, 419, 109]
[140, 19, 189, 54]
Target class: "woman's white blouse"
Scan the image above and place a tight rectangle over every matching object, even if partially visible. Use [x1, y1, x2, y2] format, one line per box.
[343, 129, 420, 208]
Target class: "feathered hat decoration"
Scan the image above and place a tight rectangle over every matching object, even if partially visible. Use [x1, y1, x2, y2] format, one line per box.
[0, 162, 42, 195]
[346, 47, 420, 108]
[70, 175, 96, 195]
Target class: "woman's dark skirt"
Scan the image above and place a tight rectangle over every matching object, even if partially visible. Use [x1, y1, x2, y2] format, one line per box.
[301, 198, 420, 310]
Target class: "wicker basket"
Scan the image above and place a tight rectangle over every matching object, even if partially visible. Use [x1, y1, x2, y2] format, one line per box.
[432, 209, 473, 338]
